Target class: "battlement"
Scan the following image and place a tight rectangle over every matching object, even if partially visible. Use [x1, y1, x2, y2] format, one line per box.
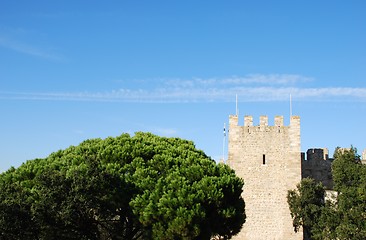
[306, 148, 329, 161]
[228, 115, 300, 154]
[230, 115, 299, 127]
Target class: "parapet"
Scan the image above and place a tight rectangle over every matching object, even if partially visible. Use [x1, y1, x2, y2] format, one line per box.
[244, 115, 253, 126]
[275, 116, 284, 126]
[306, 148, 329, 161]
[290, 115, 300, 126]
[243, 115, 271, 127]
[231, 115, 297, 127]
[260, 116, 268, 126]
[229, 115, 238, 126]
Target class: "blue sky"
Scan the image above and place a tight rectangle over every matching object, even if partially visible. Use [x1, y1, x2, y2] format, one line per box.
[1, 1, 365, 172]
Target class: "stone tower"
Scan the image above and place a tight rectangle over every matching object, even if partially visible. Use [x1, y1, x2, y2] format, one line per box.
[227, 114, 302, 240]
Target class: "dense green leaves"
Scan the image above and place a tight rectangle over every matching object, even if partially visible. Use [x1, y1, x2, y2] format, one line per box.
[287, 178, 325, 240]
[288, 147, 366, 240]
[0, 132, 245, 239]
[325, 147, 366, 240]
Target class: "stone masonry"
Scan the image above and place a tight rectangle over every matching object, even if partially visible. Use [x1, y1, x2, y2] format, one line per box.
[302, 148, 333, 189]
[227, 115, 302, 240]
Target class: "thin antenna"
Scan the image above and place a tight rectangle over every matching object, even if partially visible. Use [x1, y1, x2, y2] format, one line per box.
[290, 94, 292, 116]
[235, 94, 238, 116]
[223, 123, 226, 163]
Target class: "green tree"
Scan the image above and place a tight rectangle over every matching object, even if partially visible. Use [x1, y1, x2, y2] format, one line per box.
[0, 168, 38, 240]
[0, 132, 245, 240]
[287, 178, 325, 240]
[288, 147, 366, 240]
[328, 147, 366, 239]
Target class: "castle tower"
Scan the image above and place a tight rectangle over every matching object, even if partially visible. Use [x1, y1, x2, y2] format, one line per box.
[227, 115, 302, 240]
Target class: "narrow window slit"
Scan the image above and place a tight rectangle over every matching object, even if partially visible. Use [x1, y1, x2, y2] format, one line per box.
[263, 154, 266, 165]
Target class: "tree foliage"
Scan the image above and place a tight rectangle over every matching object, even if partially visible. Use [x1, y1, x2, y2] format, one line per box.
[323, 147, 366, 240]
[0, 132, 245, 240]
[287, 147, 366, 240]
[287, 178, 325, 240]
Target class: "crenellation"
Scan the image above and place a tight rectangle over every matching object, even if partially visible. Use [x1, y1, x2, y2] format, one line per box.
[289, 116, 301, 153]
[259, 115, 268, 126]
[275, 115, 284, 126]
[241, 115, 288, 128]
[306, 148, 328, 161]
[230, 115, 239, 126]
[244, 115, 253, 127]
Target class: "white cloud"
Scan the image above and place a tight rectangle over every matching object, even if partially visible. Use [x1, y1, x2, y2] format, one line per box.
[222, 74, 313, 85]
[1, 75, 365, 103]
[163, 74, 312, 88]
[0, 36, 64, 61]
[152, 128, 178, 136]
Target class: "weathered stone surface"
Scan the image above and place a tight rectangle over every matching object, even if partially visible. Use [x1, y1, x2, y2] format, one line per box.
[227, 115, 302, 240]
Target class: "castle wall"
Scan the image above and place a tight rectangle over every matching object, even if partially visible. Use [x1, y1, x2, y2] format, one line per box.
[227, 115, 302, 240]
[302, 148, 333, 189]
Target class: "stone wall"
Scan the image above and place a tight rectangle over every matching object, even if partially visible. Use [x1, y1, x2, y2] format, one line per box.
[302, 148, 333, 189]
[227, 115, 302, 240]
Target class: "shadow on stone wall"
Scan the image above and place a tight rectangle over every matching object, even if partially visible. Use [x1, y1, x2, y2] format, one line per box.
[301, 148, 333, 189]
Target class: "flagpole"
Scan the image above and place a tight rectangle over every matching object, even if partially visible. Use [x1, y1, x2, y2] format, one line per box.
[223, 123, 226, 163]
[290, 94, 292, 117]
[236, 94, 238, 116]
